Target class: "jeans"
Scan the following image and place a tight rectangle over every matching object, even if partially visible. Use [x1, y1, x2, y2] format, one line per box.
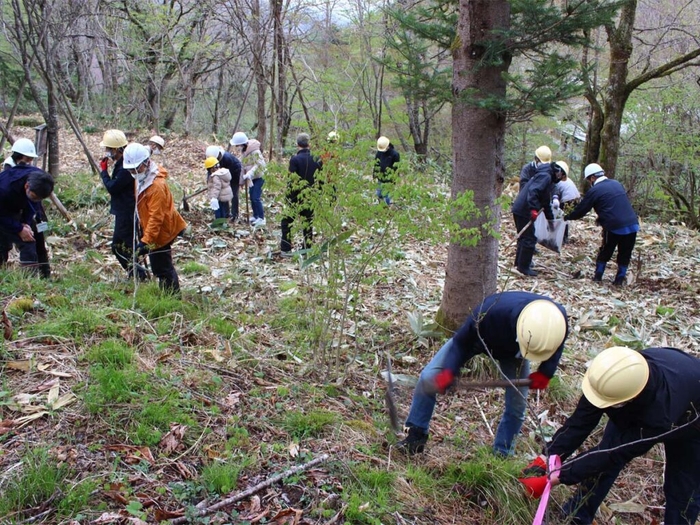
[229, 182, 239, 220]
[404, 338, 530, 456]
[376, 183, 391, 205]
[249, 178, 265, 219]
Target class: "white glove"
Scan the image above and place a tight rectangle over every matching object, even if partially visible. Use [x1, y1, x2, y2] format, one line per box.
[552, 198, 560, 210]
[210, 198, 220, 211]
[243, 173, 252, 181]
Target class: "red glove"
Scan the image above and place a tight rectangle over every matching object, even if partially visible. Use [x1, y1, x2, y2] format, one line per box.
[530, 209, 539, 222]
[432, 369, 454, 394]
[521, 456, 546, 477]
[519, 475, 548, 498]
[528, 371, 550, 390]
[100, 157, 109, 172]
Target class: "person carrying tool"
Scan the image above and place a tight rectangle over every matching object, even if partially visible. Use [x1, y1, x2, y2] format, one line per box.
[204, 156, 233, 220]
[564, 163, 639, 285]
[511, 153, 563, 276]
[0, 138, 54, 277]
[206, 145, 242, 223]
[123, 143, 186, 295]
[397, 291, 568, 456]
[230, 132, 266, 226]
[520, 346, 700, 525]
[98, 129, 147, 281]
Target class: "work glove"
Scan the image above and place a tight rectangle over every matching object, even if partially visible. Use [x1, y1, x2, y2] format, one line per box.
[521, 456, 547, 477]
[528, 371, 550, 390]
[430, 369, 454, 395]
[243, 173, 252, 181]
[210, 198, 220, 211]
[530, 209, 539, 222]
[552, 198, 560, 210]
[100, 157, 109, 172]
[135, 242, 150, 258]
[519, 476, 548, 499]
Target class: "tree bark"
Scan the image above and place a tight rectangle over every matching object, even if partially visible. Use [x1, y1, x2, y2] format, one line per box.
[437, 0, 511, 331]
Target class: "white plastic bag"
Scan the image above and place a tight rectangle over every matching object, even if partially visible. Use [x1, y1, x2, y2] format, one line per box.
[534, 213, 566, 253]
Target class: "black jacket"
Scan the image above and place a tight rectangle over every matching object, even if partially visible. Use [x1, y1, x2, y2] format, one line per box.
[100, 157, 135, 216]
[548, 347, 700, 485]
[564, 178, 638, 231]
[0, 164, 46, 232]
[441, 291, 568, 379]
[219, 152, 242, 184]
[287, 148, 322, 203]
[518, 161, 537, 191]
[374, 146, 400, 183]
[511, 163, 556, 220]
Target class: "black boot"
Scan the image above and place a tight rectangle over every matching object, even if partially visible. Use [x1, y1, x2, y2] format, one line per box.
[517, 247, 538, 276]
[396, 426, 428, 455]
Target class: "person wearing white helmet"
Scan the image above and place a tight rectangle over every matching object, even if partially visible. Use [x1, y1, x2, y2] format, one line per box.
[123, 143, 187, 294]
[396, 291, 568, 457]
[147, 135, 165, 155]
[0, 138, 54, 277]
[98, 129, 146, 281]
[563, 163, 639, 285]
[205, 145, 241, 222]
[230, 132, 266, 226]
[373, 136, 400, 204]
[520, 346, 700, 525]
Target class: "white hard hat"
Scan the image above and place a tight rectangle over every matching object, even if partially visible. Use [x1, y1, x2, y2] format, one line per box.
[205, 145, 222, 159]
[584, 163, 604, 179]
[123, 143, 151, 169]
[554, 161, 569, 177]
[11, 138, 38, 158]
[149, 135, 165, 148]
[377, 136, 390, 152]
[230, 132, 249, 146]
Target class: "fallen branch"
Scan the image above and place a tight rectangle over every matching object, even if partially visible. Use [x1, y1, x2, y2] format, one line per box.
[170, 453, 330, 524]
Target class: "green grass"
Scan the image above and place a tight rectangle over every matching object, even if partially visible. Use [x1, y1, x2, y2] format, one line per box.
[343, 464, 397, 524]
[85, 339, 134, 368]
[280, 409, 337, 439]
[201, 455, 255, 495]
[0, 448, 68, 516]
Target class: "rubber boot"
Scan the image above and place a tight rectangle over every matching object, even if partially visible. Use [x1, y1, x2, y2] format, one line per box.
[593, 262, 606, 282]
[517, 247, 538, 276]
[514, 244, 522, 267]
[613, 265, 628, 286]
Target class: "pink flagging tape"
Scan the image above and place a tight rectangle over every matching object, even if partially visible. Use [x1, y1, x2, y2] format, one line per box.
[532, 455, 562, 525]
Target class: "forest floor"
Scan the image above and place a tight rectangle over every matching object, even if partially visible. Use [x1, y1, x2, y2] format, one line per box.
[1, 125, 699, 524]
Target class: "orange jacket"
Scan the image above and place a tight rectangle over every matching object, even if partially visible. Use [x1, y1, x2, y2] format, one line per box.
[136, 166, 187, 248]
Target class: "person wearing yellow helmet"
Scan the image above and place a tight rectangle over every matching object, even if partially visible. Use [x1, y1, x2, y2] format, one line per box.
[523, 346, 700, 525]
[373, 136, 400, 204]
[518, 145, 552, 192]
[204, 157, 233, 219]
[396, 291, 568, 457]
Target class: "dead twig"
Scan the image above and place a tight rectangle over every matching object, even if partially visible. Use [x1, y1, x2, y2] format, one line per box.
[170, 453, 330, 524]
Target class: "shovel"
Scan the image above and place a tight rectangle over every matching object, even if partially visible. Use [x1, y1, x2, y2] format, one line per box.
[182, 187, 207, 212]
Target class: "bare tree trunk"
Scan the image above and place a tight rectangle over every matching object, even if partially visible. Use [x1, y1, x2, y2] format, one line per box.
[436, 0, 511, 331]
[251, 0, 267, 146]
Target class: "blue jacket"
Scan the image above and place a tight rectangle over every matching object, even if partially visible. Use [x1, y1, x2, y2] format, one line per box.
[564, 178, 638, 232]
[219, 152, 242, 184]
[441, 291, 568, 379]
[548, 347, 700, 485]
[518, 161, 537, 191]
[512, 163, 556, 220]
[0, 164, 44, 232]
[100, 157, 135, 216]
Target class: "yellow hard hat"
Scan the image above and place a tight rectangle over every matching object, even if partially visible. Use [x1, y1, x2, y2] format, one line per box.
[204, 157, 219, 169]
[535, 145, 552, 163]
[582, 347, 649, 408]
[555, 161, 569, 177]
[377, 136, 390, 152]
[516, 300, 567, 361]
[101, 129, 128, 149]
